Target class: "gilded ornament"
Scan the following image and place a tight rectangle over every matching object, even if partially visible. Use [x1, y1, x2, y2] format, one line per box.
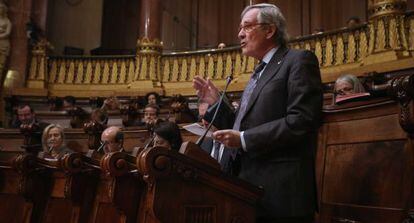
[162, 59, 170, 82]
[102, 61, 110, 83]
[110, 61, 118, 84]
[234, 54, 242, 77]
[368, 0, 407, 19]
[325, 38, 333, 66]
[137, 37, 163, 54]
[179, 59, 188, 81]
[225, 54, 233, 78]
[207, 56, 214, 79]
[84, 61, 93, 84]
[172, 59, 179, 81]
[348, 34, 357, 63]
[216, 55, 224, 79]
[336, 36, 345, 65]
[189, 58, 197, 80]
[315, 41, 323, 66]
[377, 19, 386, 51]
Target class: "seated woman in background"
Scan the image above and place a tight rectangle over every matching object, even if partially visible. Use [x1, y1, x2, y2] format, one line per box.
[334, 74, 369, 104]
[41, 124, 73, 159]
[334, 74, 367, 95]
[153, 121, 183, 151]
[145, 92, 162, 107]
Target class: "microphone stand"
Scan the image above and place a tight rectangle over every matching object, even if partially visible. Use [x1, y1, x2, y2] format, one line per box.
[196, 75, 233, 146]
[143, 134, 156, 150]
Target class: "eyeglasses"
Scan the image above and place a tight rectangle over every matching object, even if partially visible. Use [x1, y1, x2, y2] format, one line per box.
[238, 23, 270, 33]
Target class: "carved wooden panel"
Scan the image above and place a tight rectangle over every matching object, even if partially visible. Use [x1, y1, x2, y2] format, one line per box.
[184, 205, 216, 223]
[318, 99, 414, 223]
[42, 199, 74, 223]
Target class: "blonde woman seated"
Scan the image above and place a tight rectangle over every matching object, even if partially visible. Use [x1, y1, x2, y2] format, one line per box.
[41, 124, 73, 159]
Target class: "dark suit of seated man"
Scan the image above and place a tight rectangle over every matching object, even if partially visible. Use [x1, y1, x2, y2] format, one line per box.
[12, 104, 50, 149]
[193, 3, 323, 223]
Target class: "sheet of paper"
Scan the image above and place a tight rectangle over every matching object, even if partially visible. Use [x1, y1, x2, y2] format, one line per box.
[183, 123, 213, 137]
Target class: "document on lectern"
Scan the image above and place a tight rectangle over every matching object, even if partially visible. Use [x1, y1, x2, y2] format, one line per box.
[183, 123, 213, 137]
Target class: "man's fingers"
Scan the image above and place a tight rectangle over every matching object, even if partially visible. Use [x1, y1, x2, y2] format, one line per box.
[207, 78, 220, 92]
[193, 76, 207, 87]
[192, 80, 204, 89]
[213, 130, 232, 141]
[212, 130, 241, 148]
[212, 130, 225, 139]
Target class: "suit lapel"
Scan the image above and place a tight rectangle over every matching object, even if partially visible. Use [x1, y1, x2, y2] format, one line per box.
[242, 47, 289, 120]
[201, 138, 214, 154]
[220, 148, 231, 167]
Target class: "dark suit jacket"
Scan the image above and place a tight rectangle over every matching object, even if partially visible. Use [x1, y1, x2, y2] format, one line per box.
[12, 120, 50, 149]
[200, 137, 233, 174]
[206, 46, 323, 218]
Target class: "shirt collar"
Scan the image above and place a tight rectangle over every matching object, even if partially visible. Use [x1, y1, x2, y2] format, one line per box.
[262, 47, 278, 64]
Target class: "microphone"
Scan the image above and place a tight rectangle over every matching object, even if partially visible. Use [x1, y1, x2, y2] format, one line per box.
[47, 139, 54, 152]
[196, 75, 233, 146]
[97, 141, 107, 153]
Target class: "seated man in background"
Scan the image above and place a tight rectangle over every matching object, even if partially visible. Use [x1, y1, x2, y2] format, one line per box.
[41, 124, 73, 159]
[100, 96, 120, 112]
[90, 108, 108, 127]
[144, 104, 162, 131]
[170, 94, 197, 123]
[100, 126, 124, 153]
[347, 16, 361, 28]
[153, 121, 183, 151]
[12, 104, 50, 149]
[11, 104, 49, 129]
[63, 96, 90, 128]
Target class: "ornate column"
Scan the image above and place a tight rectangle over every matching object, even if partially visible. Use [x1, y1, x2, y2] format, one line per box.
[6, 0, 32, 90]
[364, 0, 410, 64]
[133, 0, 163, 91]
[26, 0, 49, 90]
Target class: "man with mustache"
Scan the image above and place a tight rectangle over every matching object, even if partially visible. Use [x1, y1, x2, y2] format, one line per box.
[193, 3, 323, 223]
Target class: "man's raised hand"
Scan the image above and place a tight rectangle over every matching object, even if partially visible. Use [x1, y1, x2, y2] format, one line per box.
[193, 76, 220, 105]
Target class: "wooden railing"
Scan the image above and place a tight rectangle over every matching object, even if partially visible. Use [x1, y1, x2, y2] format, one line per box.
[48, 55, 136, 85]
[24, 6, 414, 97]
[289, 24, 369, 67]
[160, 46, 256, 83]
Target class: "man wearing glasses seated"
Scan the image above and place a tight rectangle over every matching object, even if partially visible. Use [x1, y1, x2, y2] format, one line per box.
[100, 126, 124, 153]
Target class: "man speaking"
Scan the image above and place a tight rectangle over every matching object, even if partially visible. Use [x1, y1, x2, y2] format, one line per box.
[193, 3, 323, 223]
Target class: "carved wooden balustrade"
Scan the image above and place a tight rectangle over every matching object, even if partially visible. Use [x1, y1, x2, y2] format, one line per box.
[24, 0, 414, 98]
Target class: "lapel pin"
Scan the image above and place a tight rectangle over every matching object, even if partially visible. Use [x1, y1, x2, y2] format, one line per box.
[277, 60, 282, 64]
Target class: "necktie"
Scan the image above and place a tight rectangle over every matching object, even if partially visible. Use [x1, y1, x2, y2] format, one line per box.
[233, 61, 266, 130]
[213, 141, 221, 161]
